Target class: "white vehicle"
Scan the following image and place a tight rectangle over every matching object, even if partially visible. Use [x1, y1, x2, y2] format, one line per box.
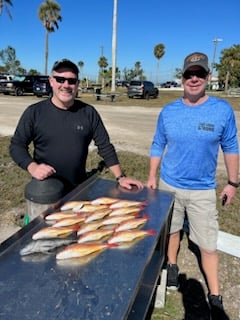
[0, 74, 14, 82]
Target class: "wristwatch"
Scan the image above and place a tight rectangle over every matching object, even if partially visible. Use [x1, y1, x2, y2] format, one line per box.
[228, 180, 239, 188]
[116, 173, 126, 182]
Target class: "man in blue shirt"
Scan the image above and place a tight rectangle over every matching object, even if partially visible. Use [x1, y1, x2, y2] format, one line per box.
[147, 52, 239, 318]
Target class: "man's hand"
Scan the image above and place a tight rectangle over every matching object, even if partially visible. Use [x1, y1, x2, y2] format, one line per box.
[220, 184, 238, 205]
[146, 176, 157, 189]
[118, 177, 144, 190]
[27, 162, 56, 180]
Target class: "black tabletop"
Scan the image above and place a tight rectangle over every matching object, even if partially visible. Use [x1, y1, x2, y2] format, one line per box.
[0, 178, 174, 320]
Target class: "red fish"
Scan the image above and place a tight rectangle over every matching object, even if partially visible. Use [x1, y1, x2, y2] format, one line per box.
[56, 242, 116, 259]
[84, 208, 112, 223]
[101, 214, 139, 226]
[109, 206, 140, 216]
[60, 201, 89, 211]
[107, 229, 155, 244]
[77, 221, 103, 236]
[90, 197, 119, 205]
[52, 216, 86, 227]
[78, 229, 114, 243]
[109, 200, 147, 209]
[114, 215, 149, 232]
[74, 204, 109, 213]
[45, 211, 79, 221]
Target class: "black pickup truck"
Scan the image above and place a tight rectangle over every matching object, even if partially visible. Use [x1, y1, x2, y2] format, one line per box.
[0, 75, 49, 96]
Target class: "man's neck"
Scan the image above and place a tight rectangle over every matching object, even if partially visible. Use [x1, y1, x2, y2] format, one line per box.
[183, 93, 208, 106]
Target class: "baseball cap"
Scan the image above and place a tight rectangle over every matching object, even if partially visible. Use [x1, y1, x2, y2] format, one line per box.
[51, 59, 79, 77]
[182, 52, 209, 74]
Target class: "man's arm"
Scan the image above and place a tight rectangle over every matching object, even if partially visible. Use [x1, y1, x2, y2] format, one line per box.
[146, 157, 161, 189]
[221, 153, 239, 205]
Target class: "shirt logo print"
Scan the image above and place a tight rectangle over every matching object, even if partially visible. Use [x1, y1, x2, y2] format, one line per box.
[76, 125, 84, 131]
[198, 123, 214, 132]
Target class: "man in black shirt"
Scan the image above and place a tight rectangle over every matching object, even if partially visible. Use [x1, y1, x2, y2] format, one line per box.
[10, 59, 143, 193]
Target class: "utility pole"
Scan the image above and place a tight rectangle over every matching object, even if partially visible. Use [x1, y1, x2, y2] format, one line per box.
[100, 45, 104, 57]
[209, 38, 222, 89]
[211, 38, 223, 75]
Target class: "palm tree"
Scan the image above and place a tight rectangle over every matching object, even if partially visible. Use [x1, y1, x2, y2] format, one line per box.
[134, 61, 143, 79]
[38, 0, 62, 75]
[77, 60, 84, 87]
[154, 43, 165, 84]
[98, 56, 108, 87]
[78, 61, 84, 77]
[0, 0, 13, 19]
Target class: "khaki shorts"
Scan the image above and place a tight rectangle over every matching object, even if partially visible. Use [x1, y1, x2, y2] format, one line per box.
[159, 179, 219, 251]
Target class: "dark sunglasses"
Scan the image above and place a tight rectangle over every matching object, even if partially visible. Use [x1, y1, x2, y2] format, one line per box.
[53, 76, 78, 85]
[183, 70, 209, 80]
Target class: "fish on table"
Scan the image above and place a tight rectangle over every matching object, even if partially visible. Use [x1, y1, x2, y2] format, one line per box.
[109, 206, 141, 216]
[78, 229, 114, 243]
[90, 197, 119, 205]
[107, 229, 155, 244]
[109, 200, 147, 209]
[45, 211, 84, 222]
[114, 215, 149, 232]
[77, 221, 104, 236]
[56, 242, 117, 260]
[84, 208, 112, 223]
[20, 238, 76, 256]
[60, 201, 90, 211]
[101, 214, 140, 226]
[73, 204, 109, 213]
[32, 225, 79, 240]
[52, 215, 86, 227]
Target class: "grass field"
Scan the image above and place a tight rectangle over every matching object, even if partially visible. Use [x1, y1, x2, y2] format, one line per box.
[79, 86, 240, 111]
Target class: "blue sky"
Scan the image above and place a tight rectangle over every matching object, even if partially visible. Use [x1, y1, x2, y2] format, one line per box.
[0, 0, 239, 82]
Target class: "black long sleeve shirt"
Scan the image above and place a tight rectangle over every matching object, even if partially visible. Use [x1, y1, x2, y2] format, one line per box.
[10, 99, 119, 189]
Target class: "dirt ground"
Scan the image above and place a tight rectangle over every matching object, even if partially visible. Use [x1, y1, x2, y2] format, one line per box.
[0, 95, 239, 319]
[160, 234, 240, 320]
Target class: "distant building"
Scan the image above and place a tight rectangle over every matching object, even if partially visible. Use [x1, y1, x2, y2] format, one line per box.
[210, 76, 219, 90]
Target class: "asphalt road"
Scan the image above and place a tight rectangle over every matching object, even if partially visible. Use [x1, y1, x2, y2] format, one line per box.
[1, 95, 240, 174]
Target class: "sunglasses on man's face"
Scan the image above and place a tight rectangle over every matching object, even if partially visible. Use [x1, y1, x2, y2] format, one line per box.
[183, 70, 209, 80]
[53, 76, 78, 85]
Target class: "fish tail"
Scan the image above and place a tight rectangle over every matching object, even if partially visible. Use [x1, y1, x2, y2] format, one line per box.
[133, 213, 140, 218]
[142, 214, 150, 219]
[147, 229, 156, 236]
[107, 243, 118, 248]
[72, 224, 80, 231]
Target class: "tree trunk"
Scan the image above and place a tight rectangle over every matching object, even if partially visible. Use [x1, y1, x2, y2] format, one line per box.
[224, 70, 230, 93]
[45, 30, 49, 75]
[111, 0, 117, 93]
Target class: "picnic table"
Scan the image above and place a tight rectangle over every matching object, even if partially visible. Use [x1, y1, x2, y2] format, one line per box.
[94, 89, 121, 102]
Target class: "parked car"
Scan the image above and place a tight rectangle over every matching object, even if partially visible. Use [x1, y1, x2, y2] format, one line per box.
[160, 81, 178, 88]
[0, 74, 14, 82]
[116, 80, 130, 87]
[127, 80, 158, 99]
[0, 75, 49, 96]
[33, 77, 52, 97]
